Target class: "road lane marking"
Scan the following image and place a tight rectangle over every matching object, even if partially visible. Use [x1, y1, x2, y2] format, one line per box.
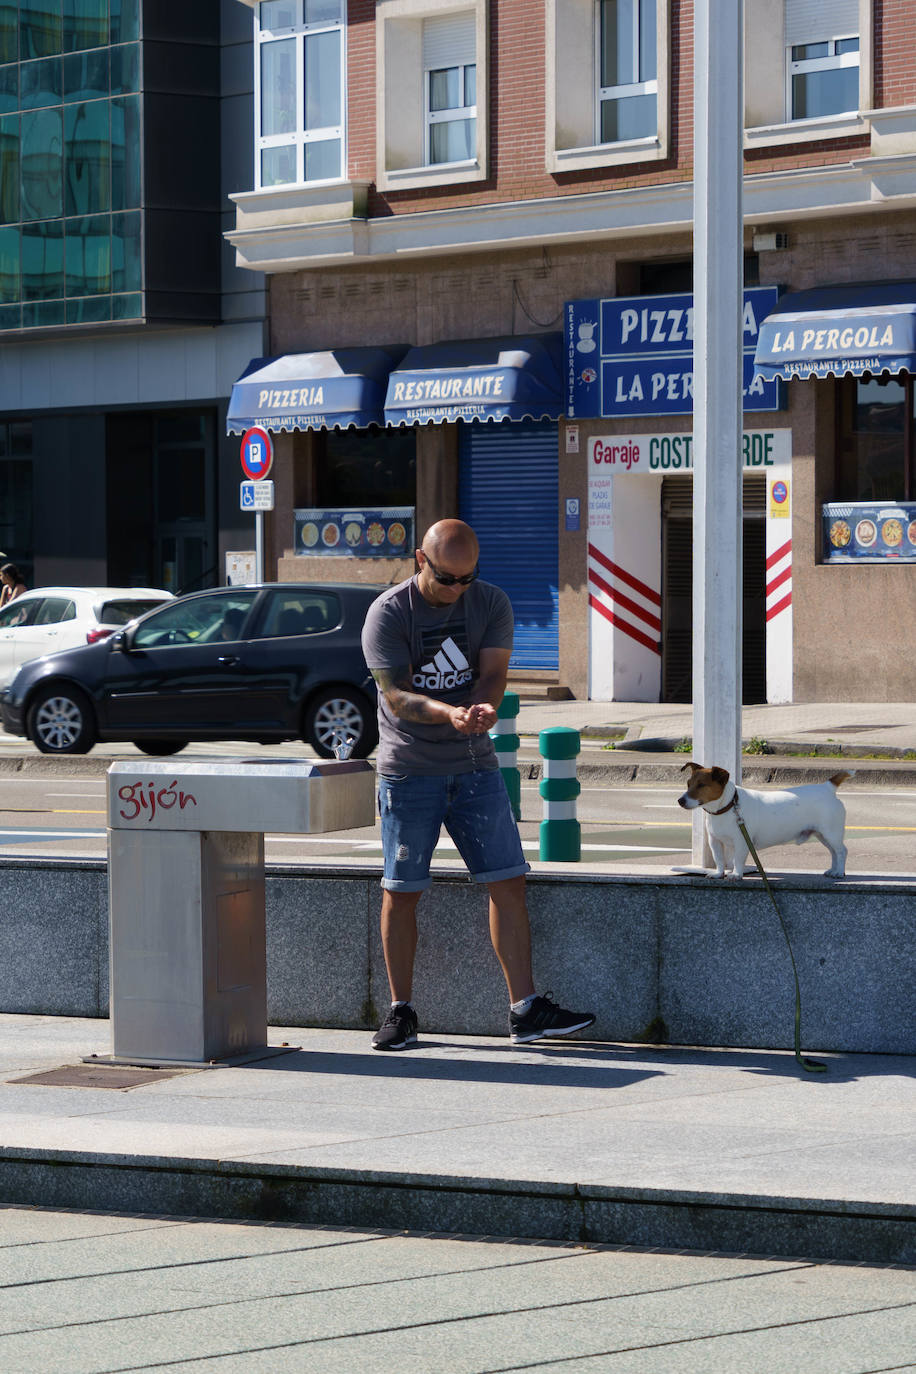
[0, 808, 106, 816]
[0, 828, 103, 840]
[46, 795, 105, 801]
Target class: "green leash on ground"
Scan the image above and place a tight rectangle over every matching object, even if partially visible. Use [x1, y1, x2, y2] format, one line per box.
[734, 810, 828, 1075]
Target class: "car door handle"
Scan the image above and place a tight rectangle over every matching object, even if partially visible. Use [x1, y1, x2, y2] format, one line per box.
[218, 654, 240, 666]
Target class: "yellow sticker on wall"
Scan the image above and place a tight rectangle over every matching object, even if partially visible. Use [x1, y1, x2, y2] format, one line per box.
[769, 477, 790, 518]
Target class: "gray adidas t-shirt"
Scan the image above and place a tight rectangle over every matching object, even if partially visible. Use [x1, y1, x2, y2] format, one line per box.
[361, 574, 514, 775]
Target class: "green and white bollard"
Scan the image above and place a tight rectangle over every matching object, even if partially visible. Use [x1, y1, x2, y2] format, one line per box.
[490, 691, 521, 821]
[538, 726, 581, 861]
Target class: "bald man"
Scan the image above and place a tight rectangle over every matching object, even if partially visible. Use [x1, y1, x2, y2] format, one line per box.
[361, 519, 594, 1051]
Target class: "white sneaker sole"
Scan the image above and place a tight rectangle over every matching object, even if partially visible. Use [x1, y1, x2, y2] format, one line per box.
[510, 1017, 595, 1044]
[372, 1032, 418, 1051]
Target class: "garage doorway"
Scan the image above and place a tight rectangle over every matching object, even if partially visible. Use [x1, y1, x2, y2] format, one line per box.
[661, 475, 766, 703]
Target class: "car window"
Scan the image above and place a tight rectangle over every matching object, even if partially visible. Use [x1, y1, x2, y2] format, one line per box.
[258, 591, 341, 638]
[131, 592, 258, 649]
[0, 598, 40, 629]
[34, 597, 75, 626]
[100, 597, 170, 625]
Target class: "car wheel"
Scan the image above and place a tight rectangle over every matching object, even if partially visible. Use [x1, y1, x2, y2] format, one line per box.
[28, 685, 96, 755]
[132, 740, 188, 757]
[304, 686, 378, 759]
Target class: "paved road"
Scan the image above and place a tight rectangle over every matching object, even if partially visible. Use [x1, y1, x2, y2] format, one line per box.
[0, 1206, 913, 1373]
[1, 771, 914, 877]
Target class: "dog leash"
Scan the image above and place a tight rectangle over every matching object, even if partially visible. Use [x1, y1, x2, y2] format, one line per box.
[732, 796, 827, 1075]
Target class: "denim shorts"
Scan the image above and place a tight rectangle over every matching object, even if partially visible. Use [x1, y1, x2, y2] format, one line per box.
[377, 768, 530, 892]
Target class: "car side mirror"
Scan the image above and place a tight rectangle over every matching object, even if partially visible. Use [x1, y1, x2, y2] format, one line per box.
[112, 629, 131, 651]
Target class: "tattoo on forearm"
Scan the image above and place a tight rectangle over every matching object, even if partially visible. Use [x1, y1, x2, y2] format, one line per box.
[371, 667, 446, 723]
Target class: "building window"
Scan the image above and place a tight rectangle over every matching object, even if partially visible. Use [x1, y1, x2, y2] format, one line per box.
[315, 426, 416, 509]
[785, 0, 859, 122]
[547, 0, 668, 175]
[255, 0, 345, 189]
[789, 36, 859, 120]
[836, 375, 914, 503]
[423, 14, 476, 166]
[597, 0, 657, 143]
[375, 0, 487, 192]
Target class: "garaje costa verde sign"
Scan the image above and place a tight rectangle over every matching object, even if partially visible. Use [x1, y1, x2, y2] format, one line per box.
[587, 429, 791, 473]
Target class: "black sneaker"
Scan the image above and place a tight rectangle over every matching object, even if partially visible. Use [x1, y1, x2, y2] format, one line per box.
[509, 994, 595, 1045]
[372, 1002, 418, 1051]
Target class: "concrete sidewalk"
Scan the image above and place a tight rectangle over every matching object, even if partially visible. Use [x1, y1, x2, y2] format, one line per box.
[516, 698, 916, 762]
[1, 1206, 914, 1374]
[1, 1015, 914, 1269]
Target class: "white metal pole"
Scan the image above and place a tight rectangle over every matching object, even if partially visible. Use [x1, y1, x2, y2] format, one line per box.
[255, 511, 264, 584]
[692, 0, 744, 865]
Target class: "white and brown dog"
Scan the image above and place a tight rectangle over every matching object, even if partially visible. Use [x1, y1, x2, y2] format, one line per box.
[677, 762, 851, 879]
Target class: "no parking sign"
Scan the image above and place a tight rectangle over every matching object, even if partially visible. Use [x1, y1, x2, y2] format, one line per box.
[769, 477, 790, 518]
[240, 427, 274, 480]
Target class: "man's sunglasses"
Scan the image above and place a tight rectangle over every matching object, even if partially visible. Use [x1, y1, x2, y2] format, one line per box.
[422, 554, 479, 587]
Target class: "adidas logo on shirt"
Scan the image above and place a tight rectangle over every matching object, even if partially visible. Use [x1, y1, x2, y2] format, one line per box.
[413, 636, 473, 691]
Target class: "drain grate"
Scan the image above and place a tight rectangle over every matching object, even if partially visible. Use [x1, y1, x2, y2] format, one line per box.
[9, 1064, 191, 1090]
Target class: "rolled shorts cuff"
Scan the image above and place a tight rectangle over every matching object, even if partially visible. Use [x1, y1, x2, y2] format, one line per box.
[469, 860, 531, 885]
[380, 876, 433, 893]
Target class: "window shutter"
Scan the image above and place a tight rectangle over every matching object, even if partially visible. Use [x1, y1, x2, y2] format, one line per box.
[422, 12, 476, 71]
[785, 0, 858, 47]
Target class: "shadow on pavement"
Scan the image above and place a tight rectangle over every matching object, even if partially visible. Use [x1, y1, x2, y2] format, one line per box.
[254, 1045, 664, 1091]
[253, 1039, 916, 1088]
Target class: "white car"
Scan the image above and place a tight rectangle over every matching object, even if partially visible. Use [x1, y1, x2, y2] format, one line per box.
[0, 587, 173, 688]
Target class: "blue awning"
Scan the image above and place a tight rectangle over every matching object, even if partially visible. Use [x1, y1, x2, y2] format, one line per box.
[384, 333, 564, 426]
[754, 281, 916, 382]
[227, 346, 408, 434]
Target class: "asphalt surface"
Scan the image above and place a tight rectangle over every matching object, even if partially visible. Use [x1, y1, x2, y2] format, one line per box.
[1, 767, 915, 877]
[1, 696, 915, 874]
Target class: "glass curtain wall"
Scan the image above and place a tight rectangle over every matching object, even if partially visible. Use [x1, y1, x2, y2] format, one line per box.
[0, 0, 141, 330]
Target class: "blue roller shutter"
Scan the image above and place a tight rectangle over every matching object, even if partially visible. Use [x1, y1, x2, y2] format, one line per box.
[458, 420, 559, 669]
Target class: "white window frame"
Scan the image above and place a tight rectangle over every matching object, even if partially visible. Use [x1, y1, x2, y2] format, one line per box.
[744, 0, 872, 151]
[375, 0, 489, 194]
[787, 35, 860, 122]
[254, 1, 346, 191]
[595, 0, 658, 146]
[545, 0, 669, 175]
[425, 61, 477, 167]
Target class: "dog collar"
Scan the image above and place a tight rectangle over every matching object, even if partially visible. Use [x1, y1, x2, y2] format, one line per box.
[709, 792, 737, 816]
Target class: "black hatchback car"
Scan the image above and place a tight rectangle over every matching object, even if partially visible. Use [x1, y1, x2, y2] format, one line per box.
[0, 583, 383, 758]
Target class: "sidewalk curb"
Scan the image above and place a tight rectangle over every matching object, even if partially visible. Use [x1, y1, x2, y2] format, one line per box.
[517, 753, 916, 786]
[0, 749, 914, 786]
[1, 1147, 913, 1264]
[600, 734, 916, 761]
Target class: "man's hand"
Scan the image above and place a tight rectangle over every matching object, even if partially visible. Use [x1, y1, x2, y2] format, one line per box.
[449, 702, 496, 735]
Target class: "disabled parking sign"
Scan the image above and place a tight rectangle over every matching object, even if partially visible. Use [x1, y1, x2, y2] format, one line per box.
[240, 426, 273, 480]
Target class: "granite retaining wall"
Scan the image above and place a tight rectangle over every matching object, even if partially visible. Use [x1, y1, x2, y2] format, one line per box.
[0, 860, 912, 1055]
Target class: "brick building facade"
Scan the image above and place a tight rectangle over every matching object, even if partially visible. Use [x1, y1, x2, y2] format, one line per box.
[227, 0, 916, 702]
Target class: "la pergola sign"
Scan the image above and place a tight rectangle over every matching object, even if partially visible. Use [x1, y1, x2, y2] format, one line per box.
[588, 428, 791, 474]
[566, 287, 785, 418]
